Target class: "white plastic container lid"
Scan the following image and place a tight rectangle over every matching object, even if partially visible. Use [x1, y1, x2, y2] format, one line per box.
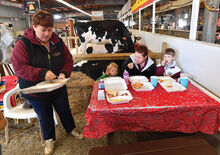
[104, 78, 127, 90]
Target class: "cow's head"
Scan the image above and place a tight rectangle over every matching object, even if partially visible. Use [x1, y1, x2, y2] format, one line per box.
[119, 32, 134, 53]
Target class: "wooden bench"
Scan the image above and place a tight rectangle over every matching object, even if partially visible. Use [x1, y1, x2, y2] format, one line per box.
[89, 135, 216, 155]
[71, 42, 167, 63]
[72, 42, 167, 63]
[72, 52, 162, 63]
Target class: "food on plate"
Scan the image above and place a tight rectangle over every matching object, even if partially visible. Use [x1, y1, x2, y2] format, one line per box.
[106, 89, 119, 98]
[110, 98, 125, 102]
[159, 77, 173, 83]
[132, 82, 143, 89]
[158, 78, 169, 83]
[158, 78, 164, 83]
[121, 93, 128, 96]
[165, 81, 172, 87]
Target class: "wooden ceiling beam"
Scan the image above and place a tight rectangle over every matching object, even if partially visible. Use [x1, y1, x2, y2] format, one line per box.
[65, 0, 126, 6]
[87, 0, 126, 5]
[51, 9, 119, 14]
[41, 0, 125, 9]
[43, 5, 122, 14]
[63, 11, 118, 17]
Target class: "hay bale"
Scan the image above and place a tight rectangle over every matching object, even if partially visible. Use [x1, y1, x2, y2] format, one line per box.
[67, 72, 94, 114]
[67, 72, 94, 87]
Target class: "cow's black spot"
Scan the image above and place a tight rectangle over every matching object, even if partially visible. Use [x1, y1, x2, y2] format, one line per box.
[74, 60, 124, 80]
[79, 36, 85, 43]
[105, 44, 113, 53]
[86, 47, 93, 54]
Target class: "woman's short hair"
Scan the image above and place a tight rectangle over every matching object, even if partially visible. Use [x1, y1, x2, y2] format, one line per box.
[136, 45, 148, 57]
[32, 10, 54, 27]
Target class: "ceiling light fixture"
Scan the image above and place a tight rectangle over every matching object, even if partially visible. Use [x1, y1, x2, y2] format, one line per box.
[56, 0, 92, 17]
[54, 14, 62, 19]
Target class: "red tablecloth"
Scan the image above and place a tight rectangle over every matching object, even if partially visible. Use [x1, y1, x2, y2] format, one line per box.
[84, 81, 220, 139]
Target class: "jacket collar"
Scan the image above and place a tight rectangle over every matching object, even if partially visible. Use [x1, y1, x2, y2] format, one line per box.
[165, 60, 177, 70]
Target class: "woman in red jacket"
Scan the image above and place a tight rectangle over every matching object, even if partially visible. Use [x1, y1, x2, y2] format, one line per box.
[11, 10, 82, 155]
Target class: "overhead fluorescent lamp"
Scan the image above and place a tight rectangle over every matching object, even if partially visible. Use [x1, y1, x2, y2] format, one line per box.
[54, 14, 62, 19]
[56, 0, 92, 17]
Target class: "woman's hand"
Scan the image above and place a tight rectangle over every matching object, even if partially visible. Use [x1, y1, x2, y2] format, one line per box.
[45, 70, 57, 80]
[58, 73, 65, 79]
[127, 63, 134, 69]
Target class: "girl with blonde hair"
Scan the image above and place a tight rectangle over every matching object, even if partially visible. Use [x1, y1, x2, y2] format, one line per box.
[96, 62, 119, 81]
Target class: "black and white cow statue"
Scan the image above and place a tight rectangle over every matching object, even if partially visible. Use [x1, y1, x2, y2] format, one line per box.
[0, 24, 15, 64]
[74, 20, 134, 54]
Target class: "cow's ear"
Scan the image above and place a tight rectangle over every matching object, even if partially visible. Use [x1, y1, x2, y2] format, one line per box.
[122, 37, 127, 40]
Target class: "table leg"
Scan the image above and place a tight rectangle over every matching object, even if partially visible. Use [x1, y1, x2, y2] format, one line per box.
[107, 132, 114, 145]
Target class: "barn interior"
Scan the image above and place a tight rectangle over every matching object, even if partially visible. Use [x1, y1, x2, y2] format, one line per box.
[1, 0, 220, 155]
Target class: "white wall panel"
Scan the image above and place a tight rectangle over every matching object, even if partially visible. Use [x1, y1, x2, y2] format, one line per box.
[130, 29, 220, 97]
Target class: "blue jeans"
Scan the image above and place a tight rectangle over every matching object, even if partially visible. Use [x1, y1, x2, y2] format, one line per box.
[26, 86, 76, 140]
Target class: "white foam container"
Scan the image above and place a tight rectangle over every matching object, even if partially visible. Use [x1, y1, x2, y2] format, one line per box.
[158, 76, 176, 83]
[131, 82, 154, 91]
[106, 90, 133, 104]
[104, 78, 133, 104]
[129, 76, 148, 83]
[104, 78, 127, 91]
[160, 81, 186, 92]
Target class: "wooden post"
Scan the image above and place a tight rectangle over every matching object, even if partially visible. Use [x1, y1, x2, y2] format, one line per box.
[68, 19, 75, 48]
[0, 64, 13, 76]
[139, 9, 141, 31]
[202, 0, 219, 43]
[161, 42, 167, 59]
[64, 33, 69, 49]
[0, 64, 5, 76]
